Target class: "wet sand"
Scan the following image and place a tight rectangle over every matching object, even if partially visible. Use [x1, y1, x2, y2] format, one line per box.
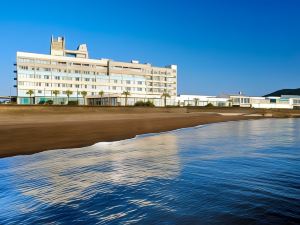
[0, 105, 299, 158]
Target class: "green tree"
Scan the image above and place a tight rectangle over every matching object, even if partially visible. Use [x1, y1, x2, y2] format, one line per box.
[161, 92, 171, 107]
[81, 91, 87, 105]
[122, 91, 131, 106]
[52, 90, 59, 105]
[65, 90, 73, 104]
[98, 90, 104, 97]
[26, 89, 34, 104]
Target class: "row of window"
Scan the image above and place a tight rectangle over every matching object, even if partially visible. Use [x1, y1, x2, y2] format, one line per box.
[293, 99, 300, 104]
[232, 98, 250, 104]
[18, 58, 107, 68]
[30, 88, 171, 94]
[18, 58, 176, 74]
[18, 74, 146, 84]
[19, 66, 104, 75]
[18, 81, 148, 91]
[34, 90, 99, 95]
[18, 65, 175, 76]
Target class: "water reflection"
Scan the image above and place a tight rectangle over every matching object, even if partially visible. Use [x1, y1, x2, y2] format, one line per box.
[0, 119, 299, 225]
[3, 133, 180, 206]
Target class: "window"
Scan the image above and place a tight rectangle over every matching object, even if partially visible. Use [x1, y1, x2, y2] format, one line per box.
[233, 98, 240, 104]
[19, 66, 28, 70]
[137, 81, 143, 85]
[126, 80, 131, 84]
[85, 78, 90, 82]
[75, 84, 80, 88]
[75, 77, 80, 81]
[137, 88, 143, 91]
[38, 90, 42, 94]
[114, 80, 118, 83]
[112, 86, 117, 90]
[293, 99, 300, 104]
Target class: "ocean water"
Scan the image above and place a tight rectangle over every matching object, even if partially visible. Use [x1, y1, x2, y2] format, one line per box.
[0, 119, 299, 225]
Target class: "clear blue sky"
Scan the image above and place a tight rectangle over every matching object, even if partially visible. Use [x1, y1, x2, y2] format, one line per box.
[0, 0, 299, 96]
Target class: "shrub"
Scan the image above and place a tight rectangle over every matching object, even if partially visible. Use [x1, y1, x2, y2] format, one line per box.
[134, 100, 155, 107]
[146, 101, 155, 107]
[68, 101, 78, 105]
[205, 103, 214, 107]
[38, 100, 45, 105]
[46, 100, 53, 105]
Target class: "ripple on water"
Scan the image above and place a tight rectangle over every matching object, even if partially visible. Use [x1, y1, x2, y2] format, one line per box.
[0, 118, 299, 225]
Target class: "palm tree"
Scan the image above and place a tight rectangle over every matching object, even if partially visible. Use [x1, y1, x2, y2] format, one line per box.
[98, 90, 104, 97]
[194, 98, 199, 107]
[98, 90, 105, 106]
[65, 90, 73, 104]
[122, 91, 130, 106]
[161, 92, 171, 107]
[81, 91, 87, 105]
[26, 89, 34, 104]
[52, 90, 59, 105]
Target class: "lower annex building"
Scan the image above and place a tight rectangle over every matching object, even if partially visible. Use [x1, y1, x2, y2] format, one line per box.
[15, 36, 178, 106]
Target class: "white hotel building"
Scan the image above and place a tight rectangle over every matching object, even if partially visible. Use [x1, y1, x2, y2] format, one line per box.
[15, 37, 177, 106]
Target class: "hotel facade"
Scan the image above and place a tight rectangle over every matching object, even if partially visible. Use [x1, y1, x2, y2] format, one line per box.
[15, 37, 177, 106]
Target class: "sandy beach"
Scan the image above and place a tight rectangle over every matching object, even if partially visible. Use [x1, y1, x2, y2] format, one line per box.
[1, 105, 299, 158]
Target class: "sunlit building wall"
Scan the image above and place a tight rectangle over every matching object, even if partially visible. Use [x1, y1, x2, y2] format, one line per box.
[15, 36, 177, 106]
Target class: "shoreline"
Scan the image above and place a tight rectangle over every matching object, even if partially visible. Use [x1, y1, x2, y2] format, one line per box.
[1, 106, 299, 158]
